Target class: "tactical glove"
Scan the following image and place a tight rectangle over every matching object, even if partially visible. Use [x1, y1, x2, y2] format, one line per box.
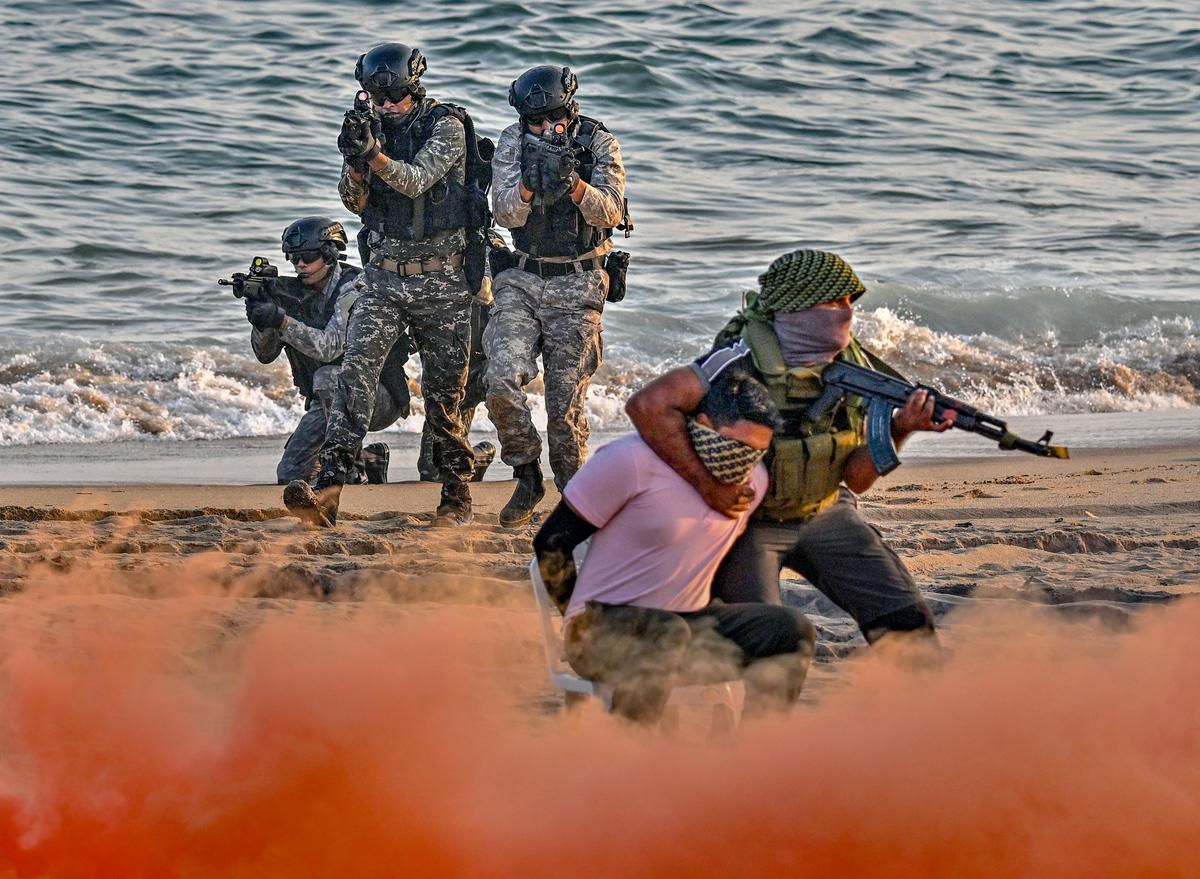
[338, 112, 381, 163]
[539, 150, 579, 203]
[247, 299, 286, 331]
[520, 152, 542, 195]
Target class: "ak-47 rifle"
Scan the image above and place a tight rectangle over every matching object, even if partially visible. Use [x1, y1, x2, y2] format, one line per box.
[805, 360, 1070, 475]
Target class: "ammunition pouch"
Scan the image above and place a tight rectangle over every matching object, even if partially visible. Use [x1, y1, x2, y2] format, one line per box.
[760, 428, 860, 523]
[604, 250, 630, 303]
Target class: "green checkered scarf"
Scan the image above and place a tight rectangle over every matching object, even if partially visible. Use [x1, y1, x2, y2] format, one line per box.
[687, 418, 765, 485]
[756, 249, 865, 314]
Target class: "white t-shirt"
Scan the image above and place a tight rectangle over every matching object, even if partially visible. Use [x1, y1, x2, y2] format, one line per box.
[562, 434, 767, 620]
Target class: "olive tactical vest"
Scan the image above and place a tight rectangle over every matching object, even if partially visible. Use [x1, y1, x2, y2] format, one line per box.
[717, 305, 881, 523]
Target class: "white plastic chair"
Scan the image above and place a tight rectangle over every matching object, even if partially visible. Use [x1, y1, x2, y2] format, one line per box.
[528, 556, 745, 736]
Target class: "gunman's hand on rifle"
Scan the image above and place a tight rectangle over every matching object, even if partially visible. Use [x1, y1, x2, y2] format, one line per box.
[892, 389, 956, 440]
[338, 113, 380, 169]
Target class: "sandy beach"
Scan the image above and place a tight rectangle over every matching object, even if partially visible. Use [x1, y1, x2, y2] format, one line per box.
[0, 443, 1197, 874]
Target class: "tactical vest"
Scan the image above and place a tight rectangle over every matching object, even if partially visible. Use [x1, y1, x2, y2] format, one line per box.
[511, 116, 611, 259]
[279, 265, 408, 407]
[361, 100, 470, 243]
[725, 309, 875, 523]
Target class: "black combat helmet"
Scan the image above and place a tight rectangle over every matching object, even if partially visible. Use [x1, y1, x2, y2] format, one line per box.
[356, 43, 428, 103]
[509, 65, 578, 122]
[281, 217, 348, 266]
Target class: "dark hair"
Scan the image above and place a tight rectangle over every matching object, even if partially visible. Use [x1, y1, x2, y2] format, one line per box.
[697, 366, 781, 431]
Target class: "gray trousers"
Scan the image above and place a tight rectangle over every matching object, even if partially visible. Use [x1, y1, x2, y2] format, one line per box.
[276, 364, 403, 484]
[711, 488, 934, 639]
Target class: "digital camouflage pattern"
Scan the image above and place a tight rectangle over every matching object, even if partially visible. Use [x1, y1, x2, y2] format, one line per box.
[491, 121, 626, 239]
[338, 113, 468, 262]
[483, 267, 606, 489]
[278, 363, 404, 484]
[317, 264, 473, 487]
[417, 298, 489, 480]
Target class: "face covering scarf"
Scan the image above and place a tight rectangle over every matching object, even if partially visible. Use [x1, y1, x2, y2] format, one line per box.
[773, 306, 853, 368]
[687, 418, 767, 485]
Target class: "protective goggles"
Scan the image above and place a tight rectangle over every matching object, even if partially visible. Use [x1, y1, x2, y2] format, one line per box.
[363, 72, 411, 105]
[286, 250, 324, 265]
[521, 108, 569, 126]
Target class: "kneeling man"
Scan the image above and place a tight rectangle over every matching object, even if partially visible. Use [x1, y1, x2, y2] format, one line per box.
[533, 365, 814, 723]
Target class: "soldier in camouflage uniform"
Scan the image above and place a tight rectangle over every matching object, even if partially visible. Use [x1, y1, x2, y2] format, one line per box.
[487, 65, 628, 528]
[283, 42, 476, 527]
[250, 216, 407, 486]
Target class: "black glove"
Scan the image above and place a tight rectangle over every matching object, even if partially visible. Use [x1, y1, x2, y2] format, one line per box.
[520, 148, 542, 195]
[539, 149, 579, 203]
[338, 112, 372, 162]
[247, 299, 286, 331]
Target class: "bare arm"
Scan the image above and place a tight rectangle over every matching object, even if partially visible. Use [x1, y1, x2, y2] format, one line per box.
[625, 366, 754, 518]
[842, 388, 956, 493]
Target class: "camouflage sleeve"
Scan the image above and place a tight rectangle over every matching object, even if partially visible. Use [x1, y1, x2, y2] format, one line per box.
[491, 123, 532, 230]
[251, 327, 284, 364]
[372, 115, 465, 198]
[338, 163, 368, 215]
[279, 275, 363, 363]
[577, 128, 626, 229]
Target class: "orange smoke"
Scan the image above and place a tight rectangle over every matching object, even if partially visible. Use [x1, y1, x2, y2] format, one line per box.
[0, 582, 1196, 878]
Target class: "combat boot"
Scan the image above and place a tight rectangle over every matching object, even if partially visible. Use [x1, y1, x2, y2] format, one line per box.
[433, 481, 473, 527]
[499, 461, 545, 529]
[283, 480, 341, 528]
[362, 442, 390, 484]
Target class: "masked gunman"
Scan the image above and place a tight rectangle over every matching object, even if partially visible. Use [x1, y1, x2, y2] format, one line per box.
[285, 43, 484, 527]
[627, 250, 954, 648]
[486, 66, 629, 527]
[246, 217, 406, 485]
[534, 365, 814, 723]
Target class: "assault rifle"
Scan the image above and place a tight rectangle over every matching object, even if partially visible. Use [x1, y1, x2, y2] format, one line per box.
[805, 360, 1070, 475]
[217, 257, 300, 308]
[522, 121, 575, 206]
[347, 90, 377, 137]
[218, 256, 278, 301]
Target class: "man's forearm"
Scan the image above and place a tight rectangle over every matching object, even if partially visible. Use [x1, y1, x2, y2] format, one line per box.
[625, 368, 717, 498]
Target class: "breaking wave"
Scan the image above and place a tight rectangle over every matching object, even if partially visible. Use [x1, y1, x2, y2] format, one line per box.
[2, 296, 1197, 446]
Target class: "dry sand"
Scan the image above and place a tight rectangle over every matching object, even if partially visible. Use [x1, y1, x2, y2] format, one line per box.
[0, 444, 1198, 875]
[1, 443, 1196, 663]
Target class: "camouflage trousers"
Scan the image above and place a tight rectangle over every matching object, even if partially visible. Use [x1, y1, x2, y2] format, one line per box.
[318, 263, 474, 486]
[277, 364, 403, 484]
[416, 299, 490, 480]
[483, 267, 605, 489]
